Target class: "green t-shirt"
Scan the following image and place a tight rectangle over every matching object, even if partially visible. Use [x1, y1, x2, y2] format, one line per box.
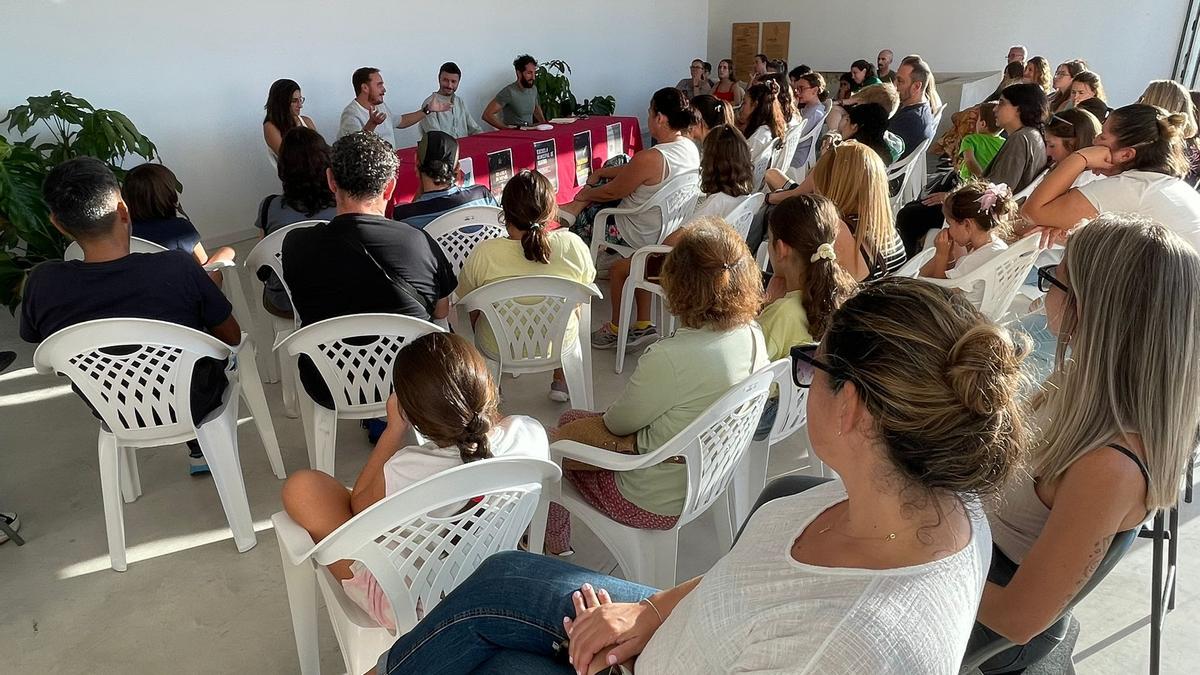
[958, 133, 1006, 180]
[496, 82, 539, 126]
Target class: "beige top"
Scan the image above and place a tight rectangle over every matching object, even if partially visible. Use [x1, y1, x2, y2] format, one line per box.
[986, 474, 1049, 564]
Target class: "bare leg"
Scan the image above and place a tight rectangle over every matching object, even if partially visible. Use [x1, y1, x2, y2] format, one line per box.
[203, 246, 238, 287]
[764, 168, 790, 192]
[281, 469, 357, 580]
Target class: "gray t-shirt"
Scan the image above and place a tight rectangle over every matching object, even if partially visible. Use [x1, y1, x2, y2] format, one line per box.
[495, 82, 539, 126]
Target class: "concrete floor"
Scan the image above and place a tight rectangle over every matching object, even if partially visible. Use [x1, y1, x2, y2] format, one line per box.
[0, 243, 1196, 674]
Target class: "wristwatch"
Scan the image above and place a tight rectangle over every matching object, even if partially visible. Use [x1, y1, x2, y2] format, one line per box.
[422, 103, 431, 115]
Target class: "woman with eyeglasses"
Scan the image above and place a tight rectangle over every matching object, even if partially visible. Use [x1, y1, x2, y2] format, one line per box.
[969, 215, 1200, 668]
[366, 277, 1027, 675]
[1021, 103, 1200, 250]
[263, 79, 316, 158]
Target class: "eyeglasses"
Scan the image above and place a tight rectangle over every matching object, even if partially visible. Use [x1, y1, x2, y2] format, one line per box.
[1037, 264, 1069, 293]
[291, 96, 306, 105]
[791, 343, 834, 388]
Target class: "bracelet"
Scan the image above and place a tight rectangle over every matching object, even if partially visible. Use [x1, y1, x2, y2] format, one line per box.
[639, 597, 664, 625]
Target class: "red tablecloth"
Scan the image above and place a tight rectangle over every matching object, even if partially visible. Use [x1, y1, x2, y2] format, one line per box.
[390, 115, 643, 208]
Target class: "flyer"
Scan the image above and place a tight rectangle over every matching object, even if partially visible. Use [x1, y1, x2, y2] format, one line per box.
[606, 122, 623, 159]
[573, 130, 592, 187]
[487, 148, 513, 198]
[533, 139, 559, 191]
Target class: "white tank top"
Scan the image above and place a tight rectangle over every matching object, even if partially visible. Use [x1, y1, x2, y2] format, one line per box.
[615, 137, 700, 248]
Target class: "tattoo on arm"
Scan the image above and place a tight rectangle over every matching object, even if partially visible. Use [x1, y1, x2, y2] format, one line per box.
[1059, 534, 1114, 612]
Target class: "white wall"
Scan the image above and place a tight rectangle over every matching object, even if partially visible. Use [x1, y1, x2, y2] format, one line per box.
[1, 0, 708, 243]
[707, 1, 1190, 109]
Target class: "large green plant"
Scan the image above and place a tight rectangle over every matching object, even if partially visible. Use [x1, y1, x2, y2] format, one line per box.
[535, 60, 617, 119]
[0, 91, 160, 310]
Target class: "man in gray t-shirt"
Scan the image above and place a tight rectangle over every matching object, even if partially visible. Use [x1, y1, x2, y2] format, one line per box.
[483, 54, 547, 129]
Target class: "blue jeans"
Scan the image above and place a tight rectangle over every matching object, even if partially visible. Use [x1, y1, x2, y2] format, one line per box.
[377, 551, 658, 674]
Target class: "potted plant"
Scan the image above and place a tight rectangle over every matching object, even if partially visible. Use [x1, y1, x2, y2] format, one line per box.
[0, 91, 161, 310]
[535, 60, 617, 119]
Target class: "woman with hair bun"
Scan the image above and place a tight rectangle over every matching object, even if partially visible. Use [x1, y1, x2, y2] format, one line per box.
[739, 79, 788, 173]
[1022, 103, 1200, 248]
[280, 332, 548, 631]
[370, 276, 1028, 675]
[458, 170, 596, 402]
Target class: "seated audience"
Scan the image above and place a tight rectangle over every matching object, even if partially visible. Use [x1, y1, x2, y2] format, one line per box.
[262, 78, 315, 158]
[1014, 108, 1102, 204]
[1070, 71, 1110, 122]
[483, 54, 547, 129]
[1021, 104, 1200, 249]
[22, 157, 239, 473]
[457, 170, 594, 403]
[712, 59, 744, 107]
[280, 331, 549, 631]
[956, 101, 1005, 179]
[547, 218, 767, 556]
[124, 162, 236, 283]
[973, 215, 1200, 661]
[390, 131, 497, 229]
[1138, 79, 1200, 183]
[889, 57, 937, 159]
[823, 82, 898, 145]
[999, 61, 1026, 91]
[902, 54, 944, 113]
[848, 59, 882, 93]
[877, 49, 896, 83]
[919, 182, 1013, 289]
[985, 45, 1029, 102]
[896, 83, 1048, 255]
[691, 125, 756, 219]
[676, 59, 715, 99]
[836, 72, 854, 102]
[790, 72, 829, 171]
[254, 126, 338, 317]
[338, 67, 450, 147]
[769, 58, 788, 75]
[688, 94, 736, 150]
[1048, 60, 1088, 114]
[419, 62, 483, 139]
[752, 53, 769, 80]
[832, 103, 903, 165]
[1023, 56, 1052, 93]
[765, 72, 799, 128]
[282, 132, 456, 405]
[739, 80, 787, 177]
[373, 276, 1025, 675]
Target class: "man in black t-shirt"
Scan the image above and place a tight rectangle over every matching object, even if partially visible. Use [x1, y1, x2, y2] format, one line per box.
[282, 132, 456, 407]
[20, 158, 241, 473]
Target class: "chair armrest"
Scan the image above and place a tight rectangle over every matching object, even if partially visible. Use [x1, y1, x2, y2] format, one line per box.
[551, 439, 675, 472]
[203, 260, 234, 273]
[271, 511, 318, 566]
[629, 245, 671, 280]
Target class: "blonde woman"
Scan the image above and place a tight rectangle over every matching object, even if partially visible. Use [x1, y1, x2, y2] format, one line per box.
[1070, 71, 1109, 122]
[1138, 79, 1200, 182]
[974, 215, 1200, 666]
[1022, 56, 1053, 94]
[764, 140, 906, 280]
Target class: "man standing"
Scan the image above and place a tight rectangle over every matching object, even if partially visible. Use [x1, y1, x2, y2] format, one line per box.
[483, 54, 547, 129]
[877, 49, 896, 84]
[676, 59, 714, 99]
[889, 58, 936, 159]
[338, 67, 451, 147]
[391, 131, 497, 229]
[419, 62, 483, 139]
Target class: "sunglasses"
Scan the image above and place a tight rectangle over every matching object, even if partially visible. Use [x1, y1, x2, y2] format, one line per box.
[1037, 264, 1069, 293]
[1049, 114, 1075, 131]
[790, 343, 834, 388]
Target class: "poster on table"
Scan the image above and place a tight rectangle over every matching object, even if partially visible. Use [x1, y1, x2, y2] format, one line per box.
[487, 149, 513, 199]
[533, 139, 559, 191]
[573, 130, 592, 187]
[459, 157, 475, 186]
[606, 123, 623, 160]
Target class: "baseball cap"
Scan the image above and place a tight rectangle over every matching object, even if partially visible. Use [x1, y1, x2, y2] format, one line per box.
[417, 131, 459, 180]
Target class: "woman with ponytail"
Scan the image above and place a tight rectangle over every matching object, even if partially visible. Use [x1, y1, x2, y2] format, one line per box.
[281, 332, 548, 632]
[1022, 103, 1200, 249]
[458, 170, 596, 402]
[740, 79, 788, 171]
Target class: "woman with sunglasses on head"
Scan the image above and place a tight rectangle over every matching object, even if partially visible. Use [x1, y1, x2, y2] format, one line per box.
[1021, 104, 1200, 248]
[970, 215, 1200, 667]
[367, 277, 1027, 675]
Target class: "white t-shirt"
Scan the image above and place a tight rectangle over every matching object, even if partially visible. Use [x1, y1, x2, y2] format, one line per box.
[636, 481, 991, 675]
[946, 237, 1008, 280]
[1076, 170, 1200, 251]
[339, 99, 396, 147]
[381, 415, 548, 497]
[692, 192, 748, 220]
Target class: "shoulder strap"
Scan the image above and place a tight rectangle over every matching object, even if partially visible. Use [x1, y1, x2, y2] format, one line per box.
[333, 224, 436, 317]
[1106, 443, 1152, 488]
[258, 194, 277, 230]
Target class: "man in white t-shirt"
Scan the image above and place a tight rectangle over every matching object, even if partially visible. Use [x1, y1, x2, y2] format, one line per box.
[338, 67, 451, 147]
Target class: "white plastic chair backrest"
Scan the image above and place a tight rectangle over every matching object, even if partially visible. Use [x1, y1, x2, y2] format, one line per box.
[458, 276, 601, 370]
[769, 120, 807, 173]
[765, 358, 810, 445]
[423, 206, 506, 276]
[649, 172, 702, 244]
[885, 136, 932, 181]
[310, 457, 561, 632]
[276, 313, 444, 416]
[664, 367, 775, 525]
[724, 193, 766, 240]
[244, 219, 326, 301]
[938, 233, 1042, 321]
[894, 247, 936, 278]
[32, 318, 231, 443]
[887, 136, 934, 207]
[796, 116, 825, 170]
[64, 236, 167, 262]
[751, 144, 773, 188]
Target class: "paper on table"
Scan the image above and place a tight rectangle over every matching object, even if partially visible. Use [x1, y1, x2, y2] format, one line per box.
[459, 157, 475, 186]
[549, 118, 576, 124]
[606, 123, 623, 159]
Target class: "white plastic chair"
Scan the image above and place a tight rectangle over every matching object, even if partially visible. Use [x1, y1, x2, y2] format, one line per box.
[244, 219, 325, 416]
[751, 145, 774, 191]
[32, 319, 286, 571]
[275, 314, 445, 474]
[64, 236, 166, 261]
[273, 457, 562, 675]
[456, 276, 601, 410]
[926, 233, 1042, 322]
[532, 367, 775, 588]
[768, 120, 807, 175]
[730, 359, 828, 529]
[887, 136, 934, 213]
[894, 247, 937, 277]
[591, 172, 701, 261]
[614, 245, 672, 375]
[788, 114, 827, 182]
[423, 205, 506, 277]
[723, 192, 766, 241]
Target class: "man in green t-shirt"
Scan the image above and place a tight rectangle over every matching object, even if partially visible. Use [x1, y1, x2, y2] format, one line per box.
[483, 54, 547, 129]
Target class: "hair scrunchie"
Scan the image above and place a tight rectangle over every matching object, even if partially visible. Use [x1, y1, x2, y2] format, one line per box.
[810, 242, 836, 263]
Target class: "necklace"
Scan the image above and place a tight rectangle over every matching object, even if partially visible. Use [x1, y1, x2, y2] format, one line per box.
[814, 506, 902, 543]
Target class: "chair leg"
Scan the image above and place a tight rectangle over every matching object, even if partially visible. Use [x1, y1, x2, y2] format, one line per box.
[278, 545, 322, 675]
[561, 340, 592, 412]
[298, 393, 338, 475]
[280, 350, 300, 419]
[97, 432, 128, 572]
[614, 275, 637, 375]
[624, 530, 679, 589]
[118, 446, 141, 503]
[1168, 506, 1179, 610]
[236, 343, 287, 479]
[577, 302, 596, 411]
[528, 495, 552, 555]
[194, 411, 257, 553]
[1150, 510, 1165, 675]
[713, 492, 735, 554]
[731, 440, 768, 535]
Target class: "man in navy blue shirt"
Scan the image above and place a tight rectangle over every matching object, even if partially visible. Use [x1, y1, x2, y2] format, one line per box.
[889, 58, 937, 160]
